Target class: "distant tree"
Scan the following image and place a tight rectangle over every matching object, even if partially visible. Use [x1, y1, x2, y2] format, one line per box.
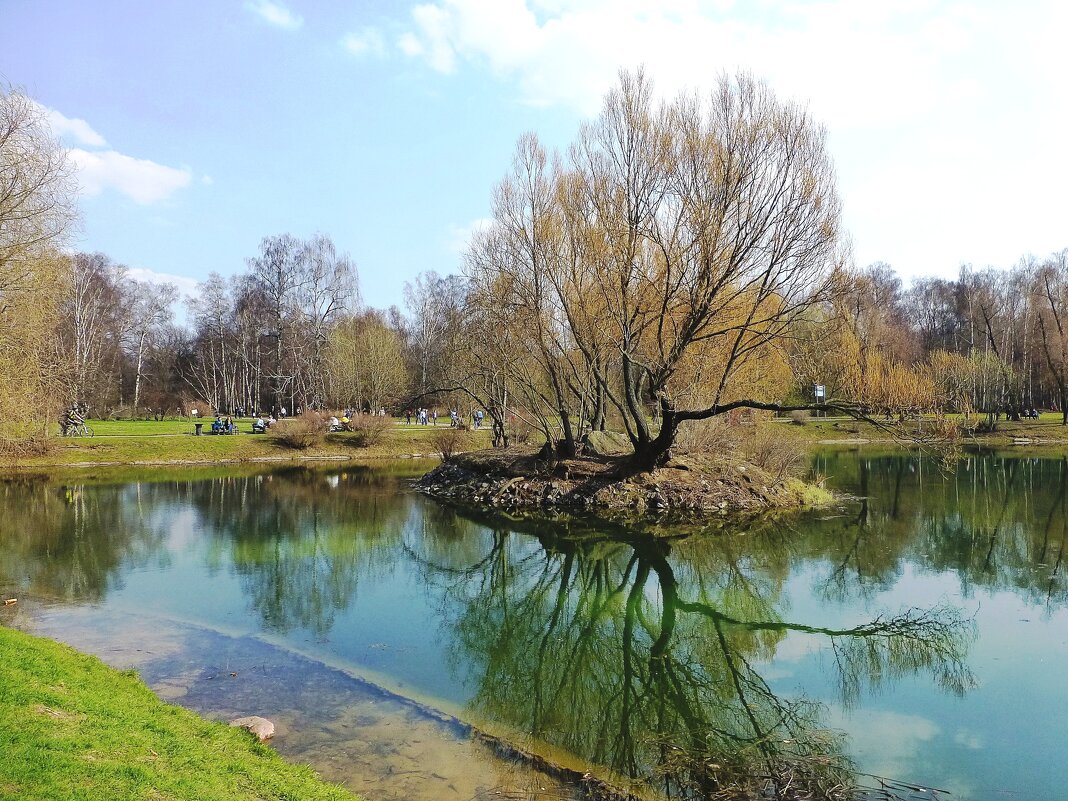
[247, 234, 304, 411]
[1033, 249, 1068, 423]
[325, 310, 409, 413]
[125, 280, 178, 410]
[404, 271, 463, 395]
[55, 253, 128, 410]
[296, 234, 358, 407]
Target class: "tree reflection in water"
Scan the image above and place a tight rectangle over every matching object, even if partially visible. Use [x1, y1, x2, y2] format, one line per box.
[9, 454, 1068, 798]
[406, 507, 974, 800]
[194, 467, 413, 635]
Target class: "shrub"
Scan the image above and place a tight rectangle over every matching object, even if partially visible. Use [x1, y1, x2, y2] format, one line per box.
[789, 409, 811, 426]
[0, 430, 54, 458]
[742, 427, 807, 480]
[429, 428, 471, 461]
[507, 416, 538, 445]
[346, 414, 391, 447]
[675, 417, 740, 453]
[270, 412, 327, 450]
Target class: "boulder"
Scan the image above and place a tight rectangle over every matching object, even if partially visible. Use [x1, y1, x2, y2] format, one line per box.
[229, 715, 275, 741]
[583, 430, 631, 457]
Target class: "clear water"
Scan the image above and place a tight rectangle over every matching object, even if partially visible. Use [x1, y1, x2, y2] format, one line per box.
[1, 454, 1066, 800]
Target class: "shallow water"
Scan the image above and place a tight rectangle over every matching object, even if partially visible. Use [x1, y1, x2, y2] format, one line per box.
[1, 455, 1066, 800]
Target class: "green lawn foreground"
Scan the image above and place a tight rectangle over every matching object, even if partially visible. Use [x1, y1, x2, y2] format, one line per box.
[0, 626, 359, 801]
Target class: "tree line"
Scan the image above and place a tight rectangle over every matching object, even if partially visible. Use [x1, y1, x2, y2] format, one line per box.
[2, 77, 1066, 461]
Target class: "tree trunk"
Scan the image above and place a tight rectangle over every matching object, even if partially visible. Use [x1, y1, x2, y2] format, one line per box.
[628, 407, 676, 472]
[133, 331, 147, 411]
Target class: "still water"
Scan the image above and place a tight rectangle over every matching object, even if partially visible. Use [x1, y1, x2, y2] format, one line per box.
[1, 454, 1066, 800]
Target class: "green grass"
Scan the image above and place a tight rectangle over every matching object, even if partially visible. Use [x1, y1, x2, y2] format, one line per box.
[0, 626, 359, 801]
[772, 412, 1068, 449]
[11, 420, 492, 468]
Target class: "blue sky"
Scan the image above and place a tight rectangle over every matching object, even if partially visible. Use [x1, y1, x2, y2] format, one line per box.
[2, 0, 1065, 309]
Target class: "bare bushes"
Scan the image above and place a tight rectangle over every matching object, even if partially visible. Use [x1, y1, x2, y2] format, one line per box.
[346, 414, 391, 447]
[674, 418, 740, 453]
[429, 428, 471, 461]
[741, 428, 808, 480]
[789, 409, 811, 426]
[270, 412, 328, 450]
[0, 430, 55, 458]
[677, 419, 807, 480]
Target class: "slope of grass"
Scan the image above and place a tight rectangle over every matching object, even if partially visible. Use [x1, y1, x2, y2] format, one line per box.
[0, 626, 359, 801]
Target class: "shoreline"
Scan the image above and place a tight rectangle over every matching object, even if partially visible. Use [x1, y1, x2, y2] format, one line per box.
[4, 597, 651, 801]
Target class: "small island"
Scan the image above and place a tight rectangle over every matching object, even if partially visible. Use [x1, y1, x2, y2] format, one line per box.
[418, 443, 834, 518]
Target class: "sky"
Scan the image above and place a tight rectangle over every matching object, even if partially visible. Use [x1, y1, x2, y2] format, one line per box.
[2, 0, 1065, 310]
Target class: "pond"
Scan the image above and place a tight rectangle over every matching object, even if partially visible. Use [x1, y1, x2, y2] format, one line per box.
[0, 453, 1065, 801]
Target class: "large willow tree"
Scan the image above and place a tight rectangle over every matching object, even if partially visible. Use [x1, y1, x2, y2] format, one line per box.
[0, 86, 77, 449]
[467, 70, 845, 468]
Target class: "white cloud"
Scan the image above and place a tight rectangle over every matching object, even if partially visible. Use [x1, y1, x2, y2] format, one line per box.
[400, 0, 1068, 278]
[200, 174, 214, 186]
[127, 267, 200, 299]
[447, 216, 493, 256]
[245, 0, 303, 30]
[826, 707, 940, 780]
[35, 103, 107, 147]
[342, 27, 387, 57]
[69, 149, 193, 205]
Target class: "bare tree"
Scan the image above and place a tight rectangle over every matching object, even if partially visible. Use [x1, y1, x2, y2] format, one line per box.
[404, 271, 463, 395]
[1034, 249, 1068, 423]
[297, 234, 358, 408]
[56, 253, 128, 408]
[247, 234, 304, 411]
[0, 85, 77, 282]
[126, 280, 178, 410]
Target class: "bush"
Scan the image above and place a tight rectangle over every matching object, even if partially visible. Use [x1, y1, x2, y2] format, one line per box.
[346, 414, 391, 447]
[507, 417, 538, 445]
[270, 412, 328, 450]
[0, 430, 54, 458]
[742, 427, 807, 480]
[789, 410, 811, 426]
[675, 418, 740, 453]
[429, 428, 471, 461]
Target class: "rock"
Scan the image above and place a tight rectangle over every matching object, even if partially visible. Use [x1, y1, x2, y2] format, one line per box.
[584, 430, 631, 456]
[229, 716, 275, 741]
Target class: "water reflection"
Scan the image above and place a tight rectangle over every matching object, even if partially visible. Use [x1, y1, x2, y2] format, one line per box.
[0, 478, 169, 601]
[404, 507, 972, 798]
[2, 454, 1067, 799]
[810, 452, 1068, 609]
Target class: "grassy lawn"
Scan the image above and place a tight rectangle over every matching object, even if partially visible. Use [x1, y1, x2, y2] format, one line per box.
[0, 626, 358, 801]
[10, 420, 493, 468]
[773, 412, 1068, 448]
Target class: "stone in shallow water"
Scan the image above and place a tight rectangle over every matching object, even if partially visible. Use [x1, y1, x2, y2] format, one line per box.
[230, 715, 275, 741]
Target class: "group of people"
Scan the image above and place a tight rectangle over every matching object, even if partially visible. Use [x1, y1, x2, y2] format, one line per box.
[211, 415, 238, 434]
[404, 407, 485, 429]
[405, 408, 438, 426]
[59, 403, 88, 436]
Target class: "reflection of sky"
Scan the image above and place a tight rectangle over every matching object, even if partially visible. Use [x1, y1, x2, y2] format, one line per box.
[757, 562, 1068, 800]
[7, 461, 1068, 801]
